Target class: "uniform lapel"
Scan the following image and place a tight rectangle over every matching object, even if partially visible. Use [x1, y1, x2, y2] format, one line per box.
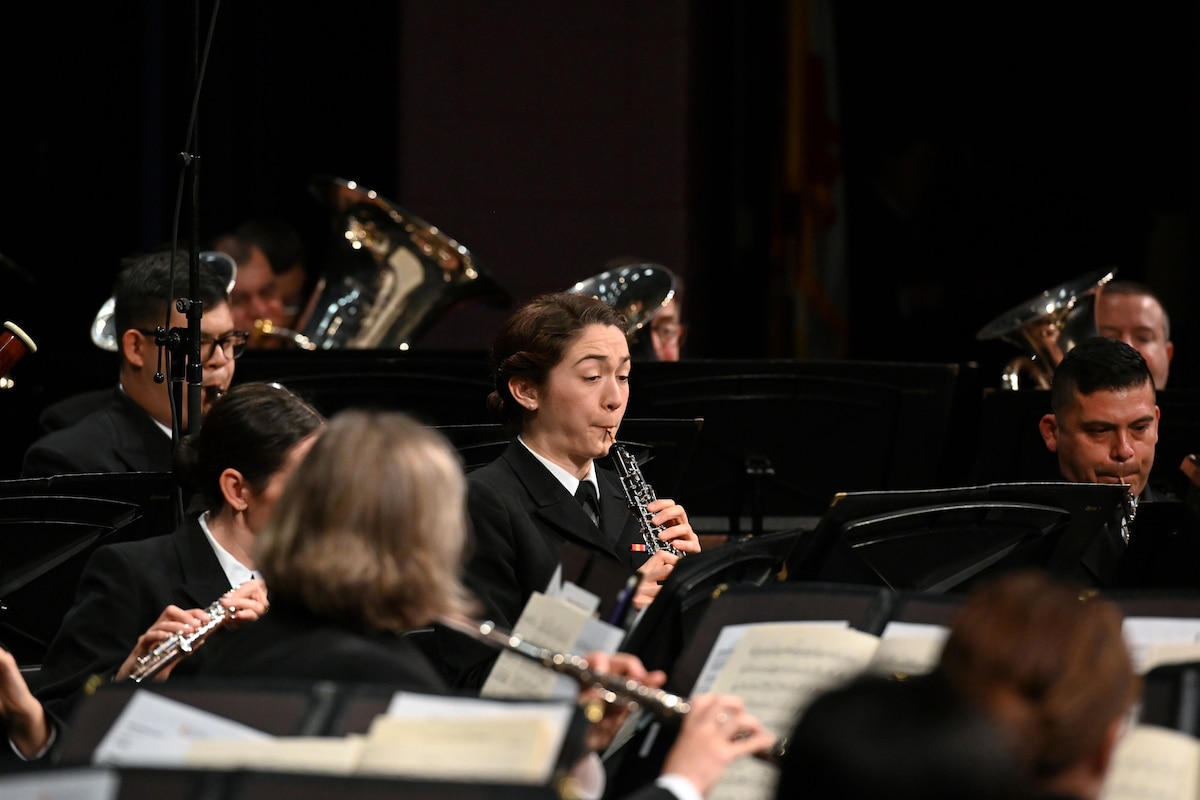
[173, 515, 240, 606]
[501, 441, 618, 553]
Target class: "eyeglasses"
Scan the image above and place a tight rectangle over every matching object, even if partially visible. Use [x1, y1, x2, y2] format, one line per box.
[136, 329, 251, 361]
[651, 321, 686, 347]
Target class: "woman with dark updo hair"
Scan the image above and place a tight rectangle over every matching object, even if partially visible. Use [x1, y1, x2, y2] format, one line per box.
[433, 292, 701, 691]
[33, 381, 324, 723]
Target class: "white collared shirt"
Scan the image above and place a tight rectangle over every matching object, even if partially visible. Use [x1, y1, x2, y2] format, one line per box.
[517, 436, 600, 498]
[198, 511, 257, 587]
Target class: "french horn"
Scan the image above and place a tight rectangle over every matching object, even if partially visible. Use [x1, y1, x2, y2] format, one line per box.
[564, 263, 676, 339]
[976, 267, 1115, 390]
[90, 251, 238, 352]
[293, 176, 509, 350]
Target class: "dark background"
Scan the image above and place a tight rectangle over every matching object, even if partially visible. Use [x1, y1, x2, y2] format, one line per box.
[1, 2, 1197, 477]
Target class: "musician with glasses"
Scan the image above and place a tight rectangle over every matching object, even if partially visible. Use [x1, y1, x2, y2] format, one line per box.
[20, 249, 247, 478]
[432, 292, 702, 691]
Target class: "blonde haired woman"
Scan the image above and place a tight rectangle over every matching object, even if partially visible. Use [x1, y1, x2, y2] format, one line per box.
[196, 409, 474, 687]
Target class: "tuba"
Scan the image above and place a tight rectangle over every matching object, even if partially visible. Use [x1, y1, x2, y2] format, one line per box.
[564, 263, 676, 339]
[292, 176, 510, 350]
[976, 268, 1114, 390]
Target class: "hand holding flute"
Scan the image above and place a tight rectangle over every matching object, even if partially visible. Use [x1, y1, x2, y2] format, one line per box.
[117, 578, 270, 682]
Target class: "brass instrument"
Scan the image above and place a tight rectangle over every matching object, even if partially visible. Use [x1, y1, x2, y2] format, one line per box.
[440, 616, 787, 765]
[292, 175, 510, 350]
[976, 268, 1114, 390]
[564, 264, 676, 341]
[128, 598, 229, 683]
[0, 320, 37, 390]
[608, 431, 683, 557]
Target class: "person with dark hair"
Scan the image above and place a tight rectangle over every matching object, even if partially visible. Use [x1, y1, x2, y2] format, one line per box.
[1095, 279, 1174, 389]
[31, 382, 323, 725]
[775, 673, 1029, 800]
[235, 218, 312, 334]
[21, 249, 243, 477]
[1038, 336, 1161, 584]
[935, 569, 1140, 800]
[208, 231, 287, 350]
[433, 292, 701, 691]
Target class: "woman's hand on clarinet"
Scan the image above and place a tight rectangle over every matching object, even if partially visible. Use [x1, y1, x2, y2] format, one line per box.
[630, 498, 701, 609]
[577, 650, 666, 753]
[646, 498, 701, 555]
[220, 578, 270, 627]
[660, 693, 776, 797]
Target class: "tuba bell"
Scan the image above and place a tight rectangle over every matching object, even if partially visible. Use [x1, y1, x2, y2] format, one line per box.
[564, 263, 676, 339]
[976, 267, 1115, 390]
[293, 176, 510, 350]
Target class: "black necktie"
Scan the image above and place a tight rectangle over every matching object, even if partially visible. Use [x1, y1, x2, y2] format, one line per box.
[575, 480, 601, 527]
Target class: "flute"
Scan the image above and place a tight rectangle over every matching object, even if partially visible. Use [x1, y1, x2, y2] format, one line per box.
[440, 616, 787, 764]
[128, 599, 229, 683]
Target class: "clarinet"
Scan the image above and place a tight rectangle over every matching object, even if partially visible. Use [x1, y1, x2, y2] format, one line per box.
[128, 598, 230, 683]
[607, 431, 683, 558]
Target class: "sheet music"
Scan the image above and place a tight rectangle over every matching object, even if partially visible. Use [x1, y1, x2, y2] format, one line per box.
[91, 690, 269, 767]
[361, 701, 574, 783]
[0, 767, 119, 800]
[1124, 616, 1200, 674]
[868, 621, 948, 677]
[481, 590, 621, 700]
[1100, 724, 1198, 800]
[692, 621, 849, 696]
[698, 623, 886, 800]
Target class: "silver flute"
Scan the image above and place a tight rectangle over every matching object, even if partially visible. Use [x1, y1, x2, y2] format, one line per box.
[128, 598, 230, 683]
[441, 616, 787, 764]
[607, 431, 683, 557]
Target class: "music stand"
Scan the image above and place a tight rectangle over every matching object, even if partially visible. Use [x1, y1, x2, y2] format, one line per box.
[786, 482, 1130, 593]
[627, 369, 905, 535]
[232, 350, 494, 426]
[618, 529, 806, 673]
[0, 472, 179, 665]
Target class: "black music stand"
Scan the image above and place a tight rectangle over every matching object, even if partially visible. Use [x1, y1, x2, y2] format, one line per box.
[1139, 661, 1200, 737]
[0, 472, 179, 665]
[605, 579, 893, 800]
[232, 350, 494, 426]
[618, 529, 807, 673]
[785, 482, 1130, 593]
[627, 369, 905, 535]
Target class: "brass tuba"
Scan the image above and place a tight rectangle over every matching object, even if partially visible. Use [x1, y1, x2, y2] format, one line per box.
[293, 176, 509, 350]
[564, 263, 676, 339]
[976, 268, 1115, 390]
